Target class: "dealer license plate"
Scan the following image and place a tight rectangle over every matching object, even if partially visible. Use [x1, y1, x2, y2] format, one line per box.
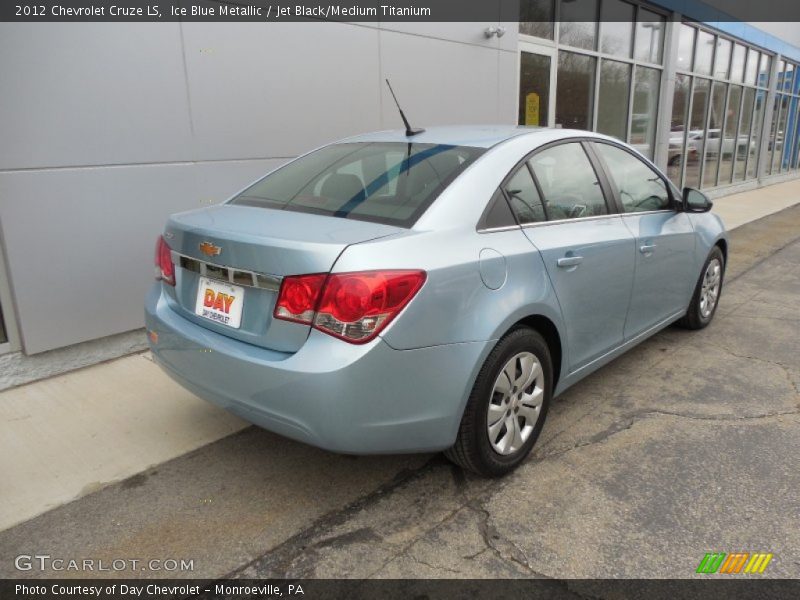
[195, 277, 244, 329]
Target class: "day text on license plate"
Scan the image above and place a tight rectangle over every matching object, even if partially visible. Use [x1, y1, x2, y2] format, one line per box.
[195, 277, 244, 329]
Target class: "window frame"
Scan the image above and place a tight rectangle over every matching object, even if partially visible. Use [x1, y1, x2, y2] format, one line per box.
[587, 139, 680, 214]
[477, 137, 623, 233]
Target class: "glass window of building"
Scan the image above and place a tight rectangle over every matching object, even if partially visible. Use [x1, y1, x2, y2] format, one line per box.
[634, 9, 665, 64]
[676, 24, 696, 71]
[599, 0, 634, 58]
[694, 30, 715, 76]
[718, 85, 742, 184]
[758, 53, 771, 88]
[667, 74, 691, 186]
[558, 0, 598, 50]
[730, 44, 746, 83]
[703, 81, 727, 188]
[769, 94, 785, 174]
[520, 0, 555, 40]
[735, 87, 755, 181]
[686, 78, 710, 189]
[744, 49, 759, 86]
[630, 66, 661, 159]
[748, 89, 767, 179]
[519, 52, 551, 126]
[713, 38, 732, 79]
[597, 60, 632, 140]
[556, 51, 596, 130]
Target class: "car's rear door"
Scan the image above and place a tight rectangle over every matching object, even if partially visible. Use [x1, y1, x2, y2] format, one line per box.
[590, 141, 695, 338]
[505, 140, 635, 373]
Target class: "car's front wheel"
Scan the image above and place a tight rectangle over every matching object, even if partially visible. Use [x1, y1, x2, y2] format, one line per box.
[445, 327, 552, 477]
[677, 245, 725, 330]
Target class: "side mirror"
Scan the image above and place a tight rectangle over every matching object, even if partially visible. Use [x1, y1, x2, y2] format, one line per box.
[682, 187, 713, 213]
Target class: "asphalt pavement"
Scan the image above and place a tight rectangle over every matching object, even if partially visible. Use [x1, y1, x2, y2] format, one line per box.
[2, 204, 799, 580]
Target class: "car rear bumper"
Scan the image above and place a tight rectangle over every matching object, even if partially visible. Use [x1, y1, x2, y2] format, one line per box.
[145, 284, 491, 454]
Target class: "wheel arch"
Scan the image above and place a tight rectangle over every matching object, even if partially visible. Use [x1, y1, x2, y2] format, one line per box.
[511, 314, 564, 390]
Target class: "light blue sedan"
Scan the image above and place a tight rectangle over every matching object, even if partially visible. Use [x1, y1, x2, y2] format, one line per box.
[145, 126, 727, 476]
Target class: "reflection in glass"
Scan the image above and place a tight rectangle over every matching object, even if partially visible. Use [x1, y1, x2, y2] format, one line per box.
[747, 89, 766, 179]
[599, 0, 633, 57]
[769, 95, 785, 174]
[685, 78, 709, 188]
[630, 66, 660, 159]
[520, 0, 555, 40]
[519, 52, 551, 126]
[778, 95, 792, 171]
[758, 53, 771, 88]
[784, 97, 799, 170]
[556, 51, 596, 130]
[734, 88, 754, 181]
[788, 63, 798, 94]
[744, 50, 759, 86]
[677, 25, 695, 72]
[777, 60, 788, 92]
[667, 74, 691, 186]
[558, 0, 598, 50]
[718, 85, 742, 185]
[634, 10, 665, 64]
[702, 81, 726, 188]
[694, 30, 714, 76]
[597, 60, 631, 141]
[713, 38, 731, 80]
[730, 44, 746, 83]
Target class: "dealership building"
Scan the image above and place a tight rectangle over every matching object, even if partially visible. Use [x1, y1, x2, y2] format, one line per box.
[1, 1, 799, 385]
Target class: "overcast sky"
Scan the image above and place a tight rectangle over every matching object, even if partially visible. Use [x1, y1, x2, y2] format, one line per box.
[750, 22, 800, 48]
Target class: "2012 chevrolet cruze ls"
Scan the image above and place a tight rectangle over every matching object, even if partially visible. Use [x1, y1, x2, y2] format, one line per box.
[145, 126, 727, 476]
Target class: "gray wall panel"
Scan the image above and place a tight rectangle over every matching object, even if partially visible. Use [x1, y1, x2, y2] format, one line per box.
[378, 30, 512, 126]
[0, 164, 199, 353]
[0, 24, 518, 354]
[181, 22, 382, 161]
[0, 23, 193, 170]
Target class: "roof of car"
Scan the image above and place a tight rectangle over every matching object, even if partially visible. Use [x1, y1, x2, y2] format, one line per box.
[339, 125, 582, 149]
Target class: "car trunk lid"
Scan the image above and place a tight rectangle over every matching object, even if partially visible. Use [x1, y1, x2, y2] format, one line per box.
[162, 204, 402, 352]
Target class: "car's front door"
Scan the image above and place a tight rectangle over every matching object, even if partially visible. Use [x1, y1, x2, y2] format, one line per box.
[504, 141, 636, 373]
[590, 142, 696, 338]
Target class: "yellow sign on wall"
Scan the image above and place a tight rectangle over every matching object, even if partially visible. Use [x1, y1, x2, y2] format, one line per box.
[525, 92, 540, 126]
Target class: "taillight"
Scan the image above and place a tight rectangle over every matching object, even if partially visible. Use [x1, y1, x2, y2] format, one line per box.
[273, 273, 326, 324]
[273, 270, 426, 344]
[155, 235, 175, 286]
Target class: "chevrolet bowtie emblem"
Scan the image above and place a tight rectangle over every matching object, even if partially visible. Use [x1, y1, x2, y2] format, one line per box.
[199, 241, 222, 257]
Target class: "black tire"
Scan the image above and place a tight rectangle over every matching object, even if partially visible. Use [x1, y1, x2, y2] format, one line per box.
[668, 154, 682, 166]
[676, 246, 725, 330]
[445, 327, 552, 477]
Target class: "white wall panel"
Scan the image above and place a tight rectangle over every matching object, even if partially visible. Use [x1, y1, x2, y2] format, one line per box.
[181, 22, 382, 161]
[0, 23, 193, 170]
[0, 165, 199, 353]
[378, 30, 513, 126]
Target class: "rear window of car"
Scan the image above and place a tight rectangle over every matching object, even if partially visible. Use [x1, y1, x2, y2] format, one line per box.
[229, 142, 485, 227]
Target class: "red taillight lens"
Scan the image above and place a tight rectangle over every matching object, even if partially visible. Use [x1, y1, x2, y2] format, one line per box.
[273, 270, 426, 343]
[315, 270, 426, 343]
[273, 273, 327, 324]
[155, 235, 175, 286]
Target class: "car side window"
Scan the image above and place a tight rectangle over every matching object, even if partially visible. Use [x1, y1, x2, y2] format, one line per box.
[593, 143, 670, 213]
[502, 164, 547, 225]
[528, 143, 608, 220]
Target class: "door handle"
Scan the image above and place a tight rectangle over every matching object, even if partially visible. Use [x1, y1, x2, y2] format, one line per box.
[639, 243, 657, 254]
[557, 256, 584, 268]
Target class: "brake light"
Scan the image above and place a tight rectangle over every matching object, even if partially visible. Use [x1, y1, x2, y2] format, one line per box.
[273, 273, 326, 324]
[273, 270, 426, 343]
[155, 235, 175, 286]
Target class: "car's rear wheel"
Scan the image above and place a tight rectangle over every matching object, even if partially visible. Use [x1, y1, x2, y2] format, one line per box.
[445, 327, 552, 477]
[677, 246, 725, 330]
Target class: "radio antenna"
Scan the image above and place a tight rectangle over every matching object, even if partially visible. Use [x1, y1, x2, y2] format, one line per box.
[385, 79, 425, 137]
